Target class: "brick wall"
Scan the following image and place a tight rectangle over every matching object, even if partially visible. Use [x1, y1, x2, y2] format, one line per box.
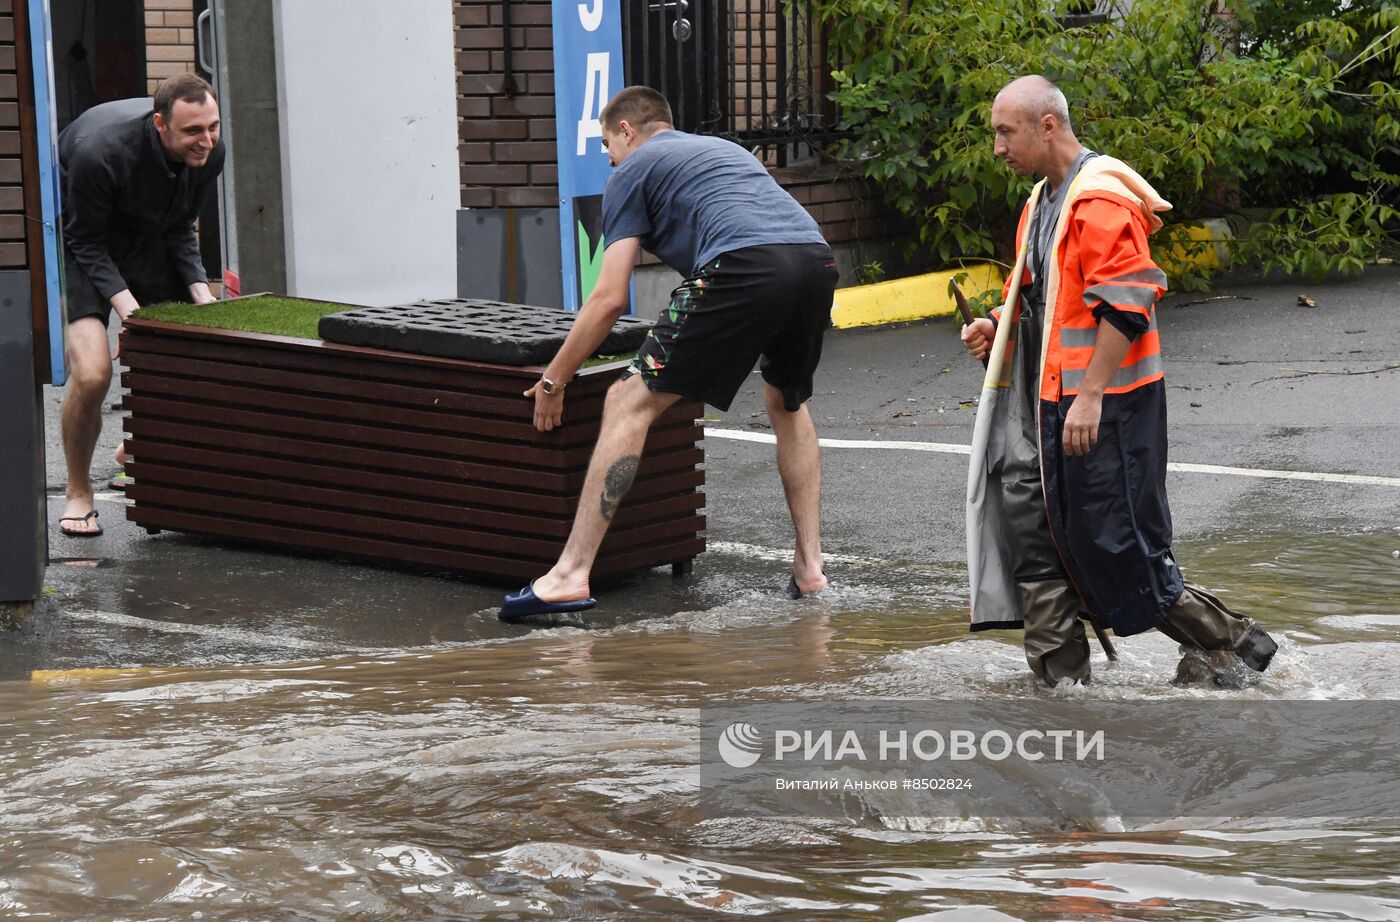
[456, 0, 557, 209]
[730, 0, 779, 136]
[776, 167, 903, 247]
[144, 0, 196, 95]
[454, 0, 896, 247]
[0, 0, 24, 270]
[6, 0, 53, 378]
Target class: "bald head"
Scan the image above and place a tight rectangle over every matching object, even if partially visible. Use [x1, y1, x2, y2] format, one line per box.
[990, 74, 1086, 186]
[995, 76, 1072, 134]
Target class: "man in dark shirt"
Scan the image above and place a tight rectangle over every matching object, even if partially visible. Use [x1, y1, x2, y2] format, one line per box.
[499, 86, 839, 621]
[56, 73, 224, 537]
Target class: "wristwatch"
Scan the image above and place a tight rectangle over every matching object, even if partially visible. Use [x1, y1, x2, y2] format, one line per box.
[539, 376, 566, 396]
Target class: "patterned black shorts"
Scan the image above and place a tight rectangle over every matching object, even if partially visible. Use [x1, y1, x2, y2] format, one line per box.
[623, 243, 838, 412]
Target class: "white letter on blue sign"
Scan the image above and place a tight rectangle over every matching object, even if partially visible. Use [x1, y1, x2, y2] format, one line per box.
[578, 0, 603, 31]
[577, 52, 609, 156]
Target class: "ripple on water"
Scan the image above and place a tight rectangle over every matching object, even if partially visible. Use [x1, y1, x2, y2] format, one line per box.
[1, 532, 1398, 917]
[491, 841, 880, 915]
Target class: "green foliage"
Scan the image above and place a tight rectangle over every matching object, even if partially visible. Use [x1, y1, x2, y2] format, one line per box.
[855, 260, 886, 284]
[950, 270, 1001, 318]
[813, 0, 1400, 283]
[1237, 192, 1400, 277]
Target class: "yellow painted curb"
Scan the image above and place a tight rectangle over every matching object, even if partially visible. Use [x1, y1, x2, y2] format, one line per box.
[831, 262, 1004, 330]
[1154, 219, 1231, 276]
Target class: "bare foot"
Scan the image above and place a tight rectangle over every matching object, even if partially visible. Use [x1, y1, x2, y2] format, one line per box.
[59, 496, 102, 535]
[792, 557, 828, 596]
[531, 569, 592, 603]
[114, 442, 128, 467]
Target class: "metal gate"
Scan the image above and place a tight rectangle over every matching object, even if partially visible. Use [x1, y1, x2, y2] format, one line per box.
[623, 0, 835, 166]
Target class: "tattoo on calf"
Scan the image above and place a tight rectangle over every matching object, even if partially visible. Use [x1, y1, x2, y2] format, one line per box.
[599, 455, 640, 521]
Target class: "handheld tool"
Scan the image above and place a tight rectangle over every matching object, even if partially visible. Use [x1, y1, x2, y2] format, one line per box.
[951, 280, 1119, 662]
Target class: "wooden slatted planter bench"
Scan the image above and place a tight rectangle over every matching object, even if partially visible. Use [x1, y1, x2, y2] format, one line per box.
[118, 307, 705, 583]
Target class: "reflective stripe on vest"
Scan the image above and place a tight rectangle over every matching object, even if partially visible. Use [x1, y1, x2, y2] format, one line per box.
[1083, 280, 1159, 312]
[1096, 267, 1167, 288]
[1058, 311, 1159, 349]
[1061, 353, 1164, 391]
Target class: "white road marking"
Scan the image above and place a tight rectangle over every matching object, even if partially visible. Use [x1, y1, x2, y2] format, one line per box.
[704, 428, 1400, 488]
[707, 541, 891, 567]
[62, 608, 352, 653]
[707, 427, 970, 455]
[1165, 461, 1400, 488]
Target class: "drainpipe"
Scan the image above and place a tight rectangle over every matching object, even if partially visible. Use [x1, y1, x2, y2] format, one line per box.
[502, 0, 516, 96]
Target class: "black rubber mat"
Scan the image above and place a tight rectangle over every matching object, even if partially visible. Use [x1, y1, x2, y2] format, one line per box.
[317, 299, 652, 365]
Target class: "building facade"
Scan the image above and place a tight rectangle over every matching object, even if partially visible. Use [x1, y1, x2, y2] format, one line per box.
[454, 0, 907, 314]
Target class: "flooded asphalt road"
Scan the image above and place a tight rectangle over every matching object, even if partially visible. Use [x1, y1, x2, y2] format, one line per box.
[4, 269, 1400, 918]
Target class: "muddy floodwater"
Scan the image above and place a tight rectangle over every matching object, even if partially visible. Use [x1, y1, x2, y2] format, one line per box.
[3, 531, 1400, 919]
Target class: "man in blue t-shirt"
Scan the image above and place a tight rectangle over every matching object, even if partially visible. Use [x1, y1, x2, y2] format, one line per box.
[500, 86, 839, 621]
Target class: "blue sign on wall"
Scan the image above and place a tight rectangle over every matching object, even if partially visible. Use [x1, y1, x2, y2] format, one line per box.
[551, 0, 624, 312]
[27, 0, 66, 386]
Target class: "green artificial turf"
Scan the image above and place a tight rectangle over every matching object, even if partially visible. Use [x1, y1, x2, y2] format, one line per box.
[137, 296, 356, 340]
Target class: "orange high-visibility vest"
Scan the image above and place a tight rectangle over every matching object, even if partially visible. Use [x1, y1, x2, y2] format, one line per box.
[967, 157, 1177, 633]
[995, 159, 1171, 402]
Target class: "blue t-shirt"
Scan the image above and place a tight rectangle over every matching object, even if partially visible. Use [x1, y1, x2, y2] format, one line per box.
[601, 130, 827, 277]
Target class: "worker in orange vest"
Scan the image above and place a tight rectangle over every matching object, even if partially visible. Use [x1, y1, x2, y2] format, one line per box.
[961, 76, 1277, 687]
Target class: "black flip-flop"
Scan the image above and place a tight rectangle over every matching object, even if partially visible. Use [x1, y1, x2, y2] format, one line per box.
[499, 582, 597, 622]
[59, 509, 103, 538]
[787, 572, 829, 600]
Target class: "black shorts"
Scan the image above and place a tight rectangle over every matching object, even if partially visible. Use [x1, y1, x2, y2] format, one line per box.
[65, 244, 192, 326]
[623, 243, 838, 412]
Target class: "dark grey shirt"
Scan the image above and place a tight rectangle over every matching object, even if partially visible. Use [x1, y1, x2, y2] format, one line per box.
[601, 130, 826, 277]
[59, 98, 225, 301]
[1019, 149, 1145, 343]
[1023, 148, 1098, 320]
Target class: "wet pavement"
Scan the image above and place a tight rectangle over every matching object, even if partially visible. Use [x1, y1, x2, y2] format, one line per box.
[4, 268, 1400, 918]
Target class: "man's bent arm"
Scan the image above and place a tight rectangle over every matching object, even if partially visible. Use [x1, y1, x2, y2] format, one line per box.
[188, 281, 215, 304]
[1063, 320, 1131, 456]
[164, 150, 225, 289]
[163, 221, 206, 290]
[109, 289, 140, 321]
[526, 237, 640, 431]
[107, 283, 210, 324]
[542, 237, 640, 387]
[62, 150, 130, 301]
